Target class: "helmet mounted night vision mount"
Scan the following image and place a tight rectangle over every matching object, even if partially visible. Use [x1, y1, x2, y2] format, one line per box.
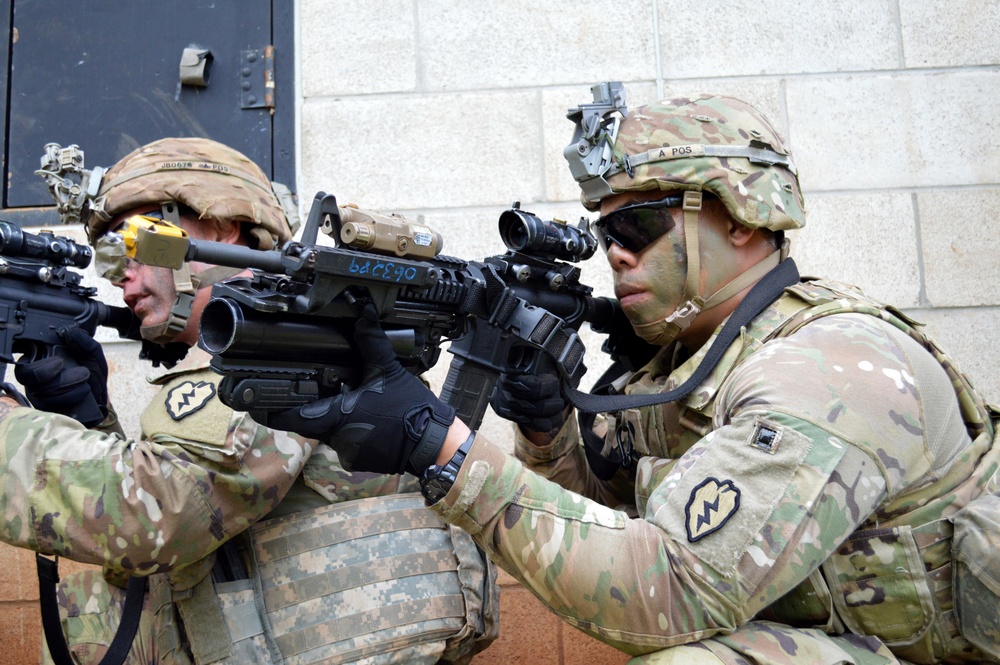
[35, 143, 108, 226]
[563, 81, 628, 202]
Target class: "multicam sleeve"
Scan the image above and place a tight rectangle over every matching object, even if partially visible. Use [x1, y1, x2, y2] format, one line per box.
[433, 436, 746, 654]
[302, 443, 420, 502]
[0, 405, 313, 575]
[514, 411, 636, 509]
[429, 315, 955, 653]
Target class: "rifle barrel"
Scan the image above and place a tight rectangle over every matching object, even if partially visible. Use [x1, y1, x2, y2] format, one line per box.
[186, 238, 287, 274]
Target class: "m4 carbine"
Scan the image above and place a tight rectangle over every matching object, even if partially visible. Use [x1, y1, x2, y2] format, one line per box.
[115, 192, 654, 430]
[0, 221, 141, 422]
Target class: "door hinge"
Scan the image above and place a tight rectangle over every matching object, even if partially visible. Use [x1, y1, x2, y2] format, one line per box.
[240, 46, 275, 111]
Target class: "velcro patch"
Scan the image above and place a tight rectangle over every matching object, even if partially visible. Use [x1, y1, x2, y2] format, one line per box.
[749, 418, 782, 454]
[166, 380, 217, 420]
[685, 477, 741, 542]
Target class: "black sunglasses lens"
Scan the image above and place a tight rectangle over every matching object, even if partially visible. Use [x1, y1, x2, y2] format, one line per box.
[594, 202, 678, 253]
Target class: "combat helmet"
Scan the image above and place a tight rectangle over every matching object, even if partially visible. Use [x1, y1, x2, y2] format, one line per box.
[564, 82, 805, 344]
[83, 138, 296, 344]
[84, 137, 293, 249]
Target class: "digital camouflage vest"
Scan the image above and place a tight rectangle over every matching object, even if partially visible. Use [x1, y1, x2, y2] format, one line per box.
[141, 355, 499, 664]
[146, 495, 499, 665]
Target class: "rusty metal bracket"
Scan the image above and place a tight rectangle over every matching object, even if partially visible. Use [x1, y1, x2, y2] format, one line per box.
[239, 46, 275, 110]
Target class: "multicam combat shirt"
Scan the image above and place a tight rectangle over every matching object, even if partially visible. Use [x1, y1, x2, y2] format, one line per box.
[430, 279, 997, 661]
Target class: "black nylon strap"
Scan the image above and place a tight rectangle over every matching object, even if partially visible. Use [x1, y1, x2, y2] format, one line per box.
[37, 554, 73, 665]
[578, 359, 632, 481]
[477, 264, 588, 387]
[565, 258, 800, 414]
[37, 553, 148, 665]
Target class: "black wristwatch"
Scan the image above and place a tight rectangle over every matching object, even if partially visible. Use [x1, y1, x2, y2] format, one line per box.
[420, 431, 476, 504]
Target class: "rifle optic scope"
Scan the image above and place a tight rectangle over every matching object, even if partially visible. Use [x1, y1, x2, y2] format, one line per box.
[498, 206, 597, 263]
[0, 221, 93, 269]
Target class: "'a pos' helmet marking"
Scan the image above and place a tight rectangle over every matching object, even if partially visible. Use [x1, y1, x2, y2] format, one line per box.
[565, 82, 806, 231]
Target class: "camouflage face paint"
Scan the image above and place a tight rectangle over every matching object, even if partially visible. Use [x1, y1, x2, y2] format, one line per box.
[618, 215, 735, 346]
[697, 215, 743, 299]
[613, 220, 687, 341]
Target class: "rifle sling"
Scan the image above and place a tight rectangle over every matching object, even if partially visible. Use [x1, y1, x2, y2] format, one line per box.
[565, 259, 800, 477]
[37, 553, 147, 665]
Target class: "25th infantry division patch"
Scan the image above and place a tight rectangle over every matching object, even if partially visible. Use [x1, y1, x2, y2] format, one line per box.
[166, 380, 217, 420]
[685, 477, 741, 542]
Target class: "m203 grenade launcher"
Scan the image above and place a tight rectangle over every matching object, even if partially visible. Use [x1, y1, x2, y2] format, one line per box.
[111, 192, 655, 430]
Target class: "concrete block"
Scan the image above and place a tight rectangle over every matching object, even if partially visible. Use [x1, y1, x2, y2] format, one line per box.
[0, 544, 27, 600]
[105, 342, 165, 440]
[658, 0, 899, 78]
[562, 626, 629, 664]
[484, 572, 623, 664]
[418, 0, 656, 91]
[0, 604, 38, 662]
[903, 306, 1000, 403]
[918, 189, 1000, 307]
[900, 0, 1000, 67]
[300, 91, 544, 210]
[412, 205, 514, 260]
[790, 191, 921, 308]
[299, 0, 416, 96]
[788, 71, 1000, 192]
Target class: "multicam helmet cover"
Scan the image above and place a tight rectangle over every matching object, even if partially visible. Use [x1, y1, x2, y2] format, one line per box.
[84, 137, 293, 249]
[34, 138, 296, 353]
[564, 83, 803, 346]
[565, 82, 805, 231]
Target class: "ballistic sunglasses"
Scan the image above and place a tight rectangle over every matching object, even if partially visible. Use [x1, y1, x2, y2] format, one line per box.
[590, 194, 684, 253]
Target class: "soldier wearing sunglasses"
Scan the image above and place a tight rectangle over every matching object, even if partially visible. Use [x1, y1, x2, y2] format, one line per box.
[261, 84, 1000, 664]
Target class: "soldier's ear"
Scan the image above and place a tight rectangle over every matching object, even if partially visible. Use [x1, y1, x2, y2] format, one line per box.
[201, 219, 242, 244]
[217, 220, 243, 244]
[728, 219, 756, 248]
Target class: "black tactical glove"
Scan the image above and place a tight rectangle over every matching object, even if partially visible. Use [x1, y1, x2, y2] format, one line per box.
[254, 305, 456, 476]
[14, 327, 109, 427]
[491, 351, 570, 436]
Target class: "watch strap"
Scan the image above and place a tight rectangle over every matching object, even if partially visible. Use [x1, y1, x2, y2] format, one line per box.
[420, 431, 476, 503]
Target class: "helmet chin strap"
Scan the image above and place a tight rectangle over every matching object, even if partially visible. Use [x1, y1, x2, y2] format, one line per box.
[631, 190, 785, 347]
[139, 203, 242, 344]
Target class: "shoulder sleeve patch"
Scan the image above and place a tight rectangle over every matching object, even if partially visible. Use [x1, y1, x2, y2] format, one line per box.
[141, 368, 235, 453]
[685, 477, 741, 542]
[166, 381, 217, 420]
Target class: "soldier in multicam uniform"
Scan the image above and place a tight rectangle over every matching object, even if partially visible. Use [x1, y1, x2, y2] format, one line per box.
[0, 138, 498, 664]
[259, 85, 1000, 664]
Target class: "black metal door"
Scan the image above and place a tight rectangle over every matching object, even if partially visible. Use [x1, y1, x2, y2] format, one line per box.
[1, 0, 294, 223]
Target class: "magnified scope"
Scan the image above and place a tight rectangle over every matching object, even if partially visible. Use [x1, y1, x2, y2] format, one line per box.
[498, 206, 597, 263]
[0, 221, 93, 269]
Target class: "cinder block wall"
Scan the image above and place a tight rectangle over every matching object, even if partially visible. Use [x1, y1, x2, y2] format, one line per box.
[296, 0, 1000, 415]
[3, 2, 997, 662]
[295, 3, 999, 661]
